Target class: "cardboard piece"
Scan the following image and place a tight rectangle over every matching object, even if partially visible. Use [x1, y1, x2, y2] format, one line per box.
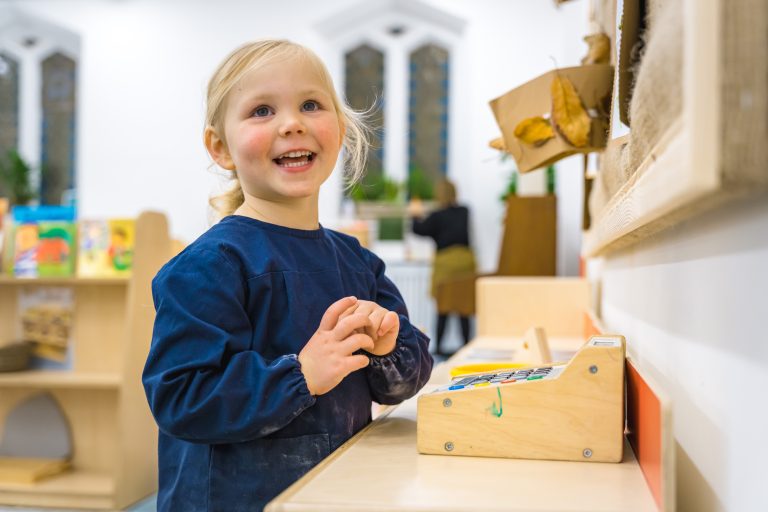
[617, 0, 647, 126]
[489, 64, 614, 173]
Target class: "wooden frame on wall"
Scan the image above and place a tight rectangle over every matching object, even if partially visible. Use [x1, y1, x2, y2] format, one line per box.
[583, 0, 767, 256]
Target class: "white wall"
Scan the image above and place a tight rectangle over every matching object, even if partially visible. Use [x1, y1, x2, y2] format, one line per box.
[1, 0, 588, 276]
[599, 192, 768, 511]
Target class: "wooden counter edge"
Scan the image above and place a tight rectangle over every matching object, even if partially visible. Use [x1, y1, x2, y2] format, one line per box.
[265, 404, 396, 512]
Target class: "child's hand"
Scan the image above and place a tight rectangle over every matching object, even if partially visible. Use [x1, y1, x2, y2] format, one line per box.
[340, 299, 399, 356]
[298, 296, 375, 396]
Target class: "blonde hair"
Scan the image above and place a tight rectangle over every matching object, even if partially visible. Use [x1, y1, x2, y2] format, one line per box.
[436, 179, 457, 208]
[206, 39, 370, 217]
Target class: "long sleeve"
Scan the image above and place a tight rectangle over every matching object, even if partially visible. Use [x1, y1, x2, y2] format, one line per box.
[412, 212, 438, 239]
[142, 248, 316, 444]
[362, 250, 434, 404]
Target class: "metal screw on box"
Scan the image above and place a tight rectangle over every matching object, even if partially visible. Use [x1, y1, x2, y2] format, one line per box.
[445, 442, 454, 452]
[589, 365, 599, 374]
[583, 448, 593, 458]
[443, 398, 452, 408]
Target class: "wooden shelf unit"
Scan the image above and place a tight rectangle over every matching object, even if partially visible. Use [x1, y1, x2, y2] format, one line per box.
[0, 211, 172, 510]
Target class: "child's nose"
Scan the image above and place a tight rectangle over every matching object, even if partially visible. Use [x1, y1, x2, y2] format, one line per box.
[278, 114, 306, 136]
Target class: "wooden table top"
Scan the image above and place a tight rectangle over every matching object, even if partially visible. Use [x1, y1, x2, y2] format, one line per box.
[267, 336, 658, 512]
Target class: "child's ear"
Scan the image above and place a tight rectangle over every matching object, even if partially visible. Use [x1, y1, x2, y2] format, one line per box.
[204, 126, 235, 170]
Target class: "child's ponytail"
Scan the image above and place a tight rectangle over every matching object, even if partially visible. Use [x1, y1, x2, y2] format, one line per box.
[209, 176, 244, 218]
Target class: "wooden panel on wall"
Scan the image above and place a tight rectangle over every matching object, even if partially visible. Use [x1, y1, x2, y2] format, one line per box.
[497, 195, 556, 276]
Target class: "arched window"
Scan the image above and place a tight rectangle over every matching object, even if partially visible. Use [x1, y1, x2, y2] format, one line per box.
[408, 43, 449, 188]
[345, 44, 385, 186]
[318, 0, 465, 205]
[41, 52, 77, 206]
[0, 13, 79, 207]
[0, 52, 20, 198]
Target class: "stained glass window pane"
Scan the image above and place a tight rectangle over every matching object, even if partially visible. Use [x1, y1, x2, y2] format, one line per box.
[0, 52, 20, 197]
[41, 52, 77, 206]
[408, 44, 449, 194]
[344, 44, 385, 191]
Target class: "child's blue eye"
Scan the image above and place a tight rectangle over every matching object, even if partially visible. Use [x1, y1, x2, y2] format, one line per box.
[252, 106, 273, 117]
[301, 100, 320, 112]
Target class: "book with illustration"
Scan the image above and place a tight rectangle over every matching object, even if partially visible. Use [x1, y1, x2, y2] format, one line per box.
[10, 206, 76, 278]
[17, 286, 74, 368]
[77, 218, 135, 277]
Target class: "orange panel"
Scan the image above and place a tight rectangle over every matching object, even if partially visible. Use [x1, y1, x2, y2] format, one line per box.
[626, 361, 663, 510]
[582, 311, 602, 340]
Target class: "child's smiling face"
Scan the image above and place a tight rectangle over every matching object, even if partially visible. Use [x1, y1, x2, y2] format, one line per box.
[213, 55, 344, 202]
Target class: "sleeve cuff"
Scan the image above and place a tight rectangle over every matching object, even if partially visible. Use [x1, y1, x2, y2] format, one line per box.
[283, 354, 317, 405]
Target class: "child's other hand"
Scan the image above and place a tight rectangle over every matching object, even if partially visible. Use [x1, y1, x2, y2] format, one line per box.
[340, 299, 399, 356]
[298, 296, 375, 396]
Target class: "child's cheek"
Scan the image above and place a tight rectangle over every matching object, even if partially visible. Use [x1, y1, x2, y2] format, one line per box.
[241, 129, 272, 159]
[315, 121, 343, 149]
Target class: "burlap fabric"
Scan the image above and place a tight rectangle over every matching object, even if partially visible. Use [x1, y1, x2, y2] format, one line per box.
[589, 0, 767, 223]
[720, 0, 767, 189]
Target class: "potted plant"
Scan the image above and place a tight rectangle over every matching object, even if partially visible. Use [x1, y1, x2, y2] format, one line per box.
[0, 149, 36, 206]
[348, 172, 405, 241]
[349, 172, 402, 218]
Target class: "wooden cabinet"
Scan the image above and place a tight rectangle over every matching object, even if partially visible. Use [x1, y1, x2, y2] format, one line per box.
[497, 195, 557, 276]
[0, 211, 171, 509]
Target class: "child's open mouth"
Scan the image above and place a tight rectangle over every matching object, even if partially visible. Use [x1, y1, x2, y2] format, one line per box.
[274, 150, 315, 168]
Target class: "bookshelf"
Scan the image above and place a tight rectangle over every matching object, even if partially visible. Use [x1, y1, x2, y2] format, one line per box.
[0, 211, 171, 510]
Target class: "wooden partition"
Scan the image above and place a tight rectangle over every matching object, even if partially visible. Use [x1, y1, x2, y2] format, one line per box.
[476, 276, 590, 337]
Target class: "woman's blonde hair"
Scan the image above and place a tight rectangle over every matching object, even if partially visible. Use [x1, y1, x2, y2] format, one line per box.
[436, 179, 457, 208]
[206, 39, 370, 217]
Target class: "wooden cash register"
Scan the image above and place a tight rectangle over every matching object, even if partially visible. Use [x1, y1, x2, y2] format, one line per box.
[417, 335, 625, 463]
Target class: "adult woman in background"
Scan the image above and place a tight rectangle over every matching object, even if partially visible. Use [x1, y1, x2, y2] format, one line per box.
[410, 179, 476, 356]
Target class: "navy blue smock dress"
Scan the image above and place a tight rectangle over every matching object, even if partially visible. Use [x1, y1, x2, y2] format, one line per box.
[142, 215, 433, 511]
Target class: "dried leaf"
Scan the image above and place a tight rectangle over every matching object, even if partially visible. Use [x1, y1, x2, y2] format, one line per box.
[489, 137, 506, 151]
[551, 75, 591, 147]
[513, 116, 555, 146]
[581, 33, 611, 65]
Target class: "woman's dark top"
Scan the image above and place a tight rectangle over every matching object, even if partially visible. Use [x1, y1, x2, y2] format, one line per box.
[412, 205, 470, 250]
[142, 215, 433, 511]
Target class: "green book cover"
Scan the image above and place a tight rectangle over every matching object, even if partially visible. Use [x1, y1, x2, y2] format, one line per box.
[36, 222, 76, 277]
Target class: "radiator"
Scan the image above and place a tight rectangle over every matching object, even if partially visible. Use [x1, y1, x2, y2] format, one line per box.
[384, 261, 434, 339]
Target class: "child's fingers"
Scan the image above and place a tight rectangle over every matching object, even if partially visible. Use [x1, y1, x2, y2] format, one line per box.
[378, 311, 399, 336]
[333, 313, 371, 340]
[337, 302, 361, 321]
[339, 333, 375, 354]
[367, 308, 386, 335]
[344, 354, 370, 373]
[319, 296, 357, 331]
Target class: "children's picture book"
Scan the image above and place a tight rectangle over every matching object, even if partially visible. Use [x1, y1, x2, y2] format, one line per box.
[13, 223, 38, 278]
[108, 218, 135, 275]
[18, 287, 74, 368]
[77, 218, 135, 277]
[36, 221, 76, 277]
[10, 206, 77, 278]
[76, 220, 110, 277]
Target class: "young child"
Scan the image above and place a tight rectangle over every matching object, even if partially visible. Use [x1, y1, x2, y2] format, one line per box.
[142, 39, 433, 512]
